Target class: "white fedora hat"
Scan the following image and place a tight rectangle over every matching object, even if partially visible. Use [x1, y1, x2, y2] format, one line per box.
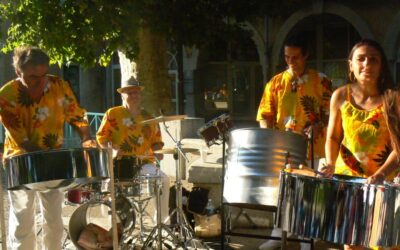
[117, 76, 144, 93]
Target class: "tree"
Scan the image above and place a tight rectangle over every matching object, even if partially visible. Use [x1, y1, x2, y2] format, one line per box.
[0, 0, 318, 114]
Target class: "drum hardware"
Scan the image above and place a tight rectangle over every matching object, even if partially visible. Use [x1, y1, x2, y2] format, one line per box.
[145, 117, 209, 249]
[142, 168, 180, 249]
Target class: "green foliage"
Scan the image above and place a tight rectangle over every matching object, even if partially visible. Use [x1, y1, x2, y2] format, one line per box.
[0, 0, 141, 67]
[0, 0, 323, 67]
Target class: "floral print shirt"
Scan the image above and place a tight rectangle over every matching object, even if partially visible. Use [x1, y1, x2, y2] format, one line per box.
[335, 84, 396, 179]
[0, 75, 89, 159]
[256, 69, 332, 158]
[96, 106, 163, 158]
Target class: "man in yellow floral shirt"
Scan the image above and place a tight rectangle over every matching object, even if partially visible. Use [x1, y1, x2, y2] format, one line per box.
[96, 77, 170, 224]
[256, 35, 332, 250]
[0, 46, 96, 250]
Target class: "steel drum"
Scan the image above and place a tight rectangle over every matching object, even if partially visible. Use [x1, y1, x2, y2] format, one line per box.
[276, 170, 400, 247]
[223, 128, 307, 207]
[5, 148, 110, 191]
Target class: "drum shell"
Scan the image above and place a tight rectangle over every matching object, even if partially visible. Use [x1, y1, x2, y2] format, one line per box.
[113, 157, 142, 183]
[276, 171, 400, 247]
[223, 128, 307, 207]
[69, 195, 135, 250]
[6, 148, 110, 191]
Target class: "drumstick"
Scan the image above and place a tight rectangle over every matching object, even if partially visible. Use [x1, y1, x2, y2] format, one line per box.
[107, 144, 119, 250]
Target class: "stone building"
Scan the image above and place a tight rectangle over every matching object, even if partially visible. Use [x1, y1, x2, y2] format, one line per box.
[0, 1, 400, 126]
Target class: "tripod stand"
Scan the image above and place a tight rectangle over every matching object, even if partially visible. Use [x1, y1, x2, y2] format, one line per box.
[159, 121, 209, 249]
[142, 167, 179, 249]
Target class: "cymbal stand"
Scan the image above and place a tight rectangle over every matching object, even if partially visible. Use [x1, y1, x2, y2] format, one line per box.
[142, 168, 179, 249]
[160, 121, 209, 249]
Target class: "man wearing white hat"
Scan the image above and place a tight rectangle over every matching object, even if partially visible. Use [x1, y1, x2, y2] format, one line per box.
[96, 76, 170, 226]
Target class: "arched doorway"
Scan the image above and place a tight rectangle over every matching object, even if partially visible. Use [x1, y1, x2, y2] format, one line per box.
[275, 14, 361, 89]
[194, 33, 263, 126]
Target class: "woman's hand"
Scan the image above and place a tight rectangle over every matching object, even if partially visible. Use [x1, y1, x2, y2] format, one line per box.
[318, 163, 335, 178]
[367, 172, 385, 184]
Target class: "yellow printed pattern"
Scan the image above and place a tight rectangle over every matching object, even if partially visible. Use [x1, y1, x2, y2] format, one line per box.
[257, 69, 332, 158]
[0, 76, 88, 159]
[96, 106, 163, 158]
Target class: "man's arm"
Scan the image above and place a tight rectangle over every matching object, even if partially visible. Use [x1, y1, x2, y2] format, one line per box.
[76, 125, 97, 148]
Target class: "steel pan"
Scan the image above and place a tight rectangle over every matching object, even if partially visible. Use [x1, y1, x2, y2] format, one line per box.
[276, 170, 400, 247]
[223, 128, 307, 207]
[5, 148, 110, 191]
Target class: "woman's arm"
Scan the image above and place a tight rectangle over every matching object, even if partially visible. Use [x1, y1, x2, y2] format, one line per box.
[321, 87, 346, 176]
[368, 151, 399, 184]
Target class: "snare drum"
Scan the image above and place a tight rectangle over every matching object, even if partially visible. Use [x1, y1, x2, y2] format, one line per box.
[276, 170, 400, 248]
[122, 174, 160, 198]
[66, 188, 92, 205]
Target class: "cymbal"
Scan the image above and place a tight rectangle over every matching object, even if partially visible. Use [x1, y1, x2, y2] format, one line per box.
[141, 115, 187, 125]
[154, 147, 198, 155]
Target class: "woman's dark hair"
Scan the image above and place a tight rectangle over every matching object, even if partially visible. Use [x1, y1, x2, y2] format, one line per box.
[347, 39, 395, 94]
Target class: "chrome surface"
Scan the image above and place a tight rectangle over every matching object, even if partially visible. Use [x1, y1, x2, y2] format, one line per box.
[69, 195, 135, 250]
[223, 128, 307, 207]
[6, 148, 110, 191]
[276, 170, 400, 247]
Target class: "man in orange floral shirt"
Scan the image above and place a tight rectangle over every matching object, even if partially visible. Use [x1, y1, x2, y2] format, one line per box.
[96, 77, 170, 224]
[0, 46, 96, 250]
[256, 35, 332, 250]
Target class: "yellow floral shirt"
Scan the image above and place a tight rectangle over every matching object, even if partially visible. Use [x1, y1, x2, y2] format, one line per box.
[335, 85, 396, 179]
[256, 69, 332, 158]
[96, 106, 163, 158]
[0, 75, 89, 159]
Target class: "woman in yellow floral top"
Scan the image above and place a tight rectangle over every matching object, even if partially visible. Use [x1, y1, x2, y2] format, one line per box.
[0, 47, 96, 250]
[96, 76, 170, 222]
[322, 40, 400, 250]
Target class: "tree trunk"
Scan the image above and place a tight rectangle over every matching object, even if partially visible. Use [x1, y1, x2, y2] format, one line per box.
[137, 27, 172, 116]
[117, 27, 172, 116]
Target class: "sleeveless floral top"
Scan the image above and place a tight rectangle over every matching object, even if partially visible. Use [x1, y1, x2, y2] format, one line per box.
[335, 84, 394, 179]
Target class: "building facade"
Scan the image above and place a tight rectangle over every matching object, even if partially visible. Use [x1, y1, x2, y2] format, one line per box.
[1, 1, 400, 128]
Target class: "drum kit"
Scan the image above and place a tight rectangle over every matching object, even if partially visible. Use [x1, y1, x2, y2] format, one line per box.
[0, 115, 209, 250]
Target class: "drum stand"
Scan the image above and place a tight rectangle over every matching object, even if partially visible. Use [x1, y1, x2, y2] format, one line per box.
[130, 189, 154, 244]
[157, 121, 209, 249]
[142, 169, 179, 249]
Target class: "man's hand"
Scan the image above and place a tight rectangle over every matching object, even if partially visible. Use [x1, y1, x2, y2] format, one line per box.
[81, 139, 98, 148]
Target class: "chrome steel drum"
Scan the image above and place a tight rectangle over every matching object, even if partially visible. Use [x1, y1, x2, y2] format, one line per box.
[276, 170, 400, 247]
[69, 195, 135, 250]
[223, 128, 307, 207]
[6, 148, 110, 191]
